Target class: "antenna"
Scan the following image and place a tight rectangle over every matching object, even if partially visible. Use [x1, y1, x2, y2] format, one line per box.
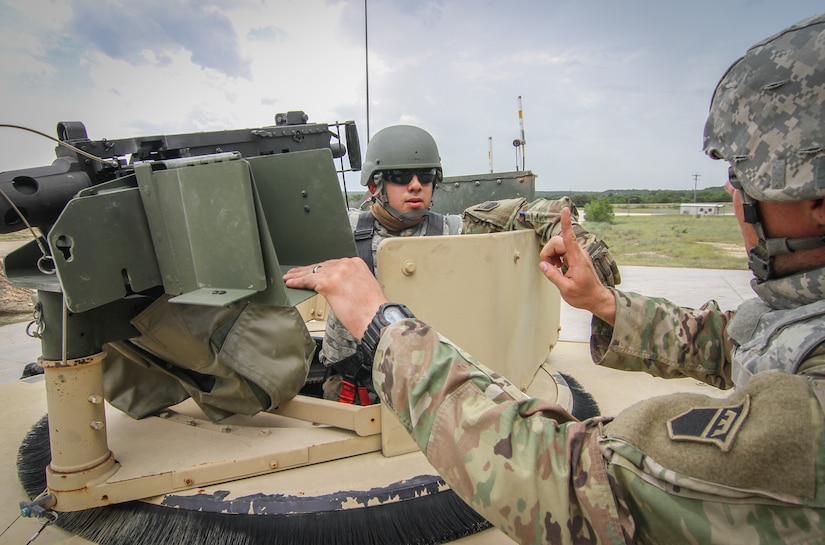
[364, 0, 370, 142]
[518, 96, 526, 171]
[488, 136, 493, 173]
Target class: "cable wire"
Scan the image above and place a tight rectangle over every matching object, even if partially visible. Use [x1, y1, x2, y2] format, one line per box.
[0, 124, 119, 168]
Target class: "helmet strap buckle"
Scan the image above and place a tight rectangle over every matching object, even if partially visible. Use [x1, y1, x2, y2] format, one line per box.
[748, 246, 774, 282]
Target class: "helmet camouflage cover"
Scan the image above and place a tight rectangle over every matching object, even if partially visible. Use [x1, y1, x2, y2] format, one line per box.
[359, 125, 442, 186]
[703, 13, 825, 202]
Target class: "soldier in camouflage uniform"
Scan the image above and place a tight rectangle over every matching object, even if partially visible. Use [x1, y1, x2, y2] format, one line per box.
[287, 13, 825, 544]
[319, 125, 462, 402]
[321, 125, 618, 403]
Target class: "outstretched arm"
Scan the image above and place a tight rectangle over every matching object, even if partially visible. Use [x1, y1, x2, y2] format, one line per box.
[283, 257, 387, 340]
[539, 207, 617, 326]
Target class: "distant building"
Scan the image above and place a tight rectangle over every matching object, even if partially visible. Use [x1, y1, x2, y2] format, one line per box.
[679, 203, 726, 216]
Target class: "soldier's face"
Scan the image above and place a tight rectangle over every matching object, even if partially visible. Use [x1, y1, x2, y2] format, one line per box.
[383, 173, 433, 214]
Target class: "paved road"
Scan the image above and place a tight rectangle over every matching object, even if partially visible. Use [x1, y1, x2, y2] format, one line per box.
[558, 264, 753, 343]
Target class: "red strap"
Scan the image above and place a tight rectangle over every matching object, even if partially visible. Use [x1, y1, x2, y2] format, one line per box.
[357, 386, 372, 406]
[339, 380, 356, 404]
[339, 380, 372, 406]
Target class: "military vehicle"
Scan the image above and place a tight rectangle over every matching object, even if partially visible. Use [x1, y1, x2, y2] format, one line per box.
[0, 112, 582, 545]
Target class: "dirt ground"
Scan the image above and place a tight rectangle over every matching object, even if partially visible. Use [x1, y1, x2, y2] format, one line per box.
[0, 240, 35, 325]
[698, 241, 748, 259]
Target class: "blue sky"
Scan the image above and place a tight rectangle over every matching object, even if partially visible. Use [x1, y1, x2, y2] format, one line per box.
[1, 0, 822, 192]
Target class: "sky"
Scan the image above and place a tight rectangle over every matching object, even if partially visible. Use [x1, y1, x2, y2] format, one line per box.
[0, 0, 822, 193]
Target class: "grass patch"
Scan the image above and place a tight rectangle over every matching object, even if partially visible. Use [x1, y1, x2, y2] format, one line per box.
[584, 214, 748, 270]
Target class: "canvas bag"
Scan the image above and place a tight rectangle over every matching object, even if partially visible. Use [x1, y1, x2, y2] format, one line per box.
[103, 295, 314, 421]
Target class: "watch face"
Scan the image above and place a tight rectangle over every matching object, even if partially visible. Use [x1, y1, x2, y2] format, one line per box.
[383, 305, 408, 323]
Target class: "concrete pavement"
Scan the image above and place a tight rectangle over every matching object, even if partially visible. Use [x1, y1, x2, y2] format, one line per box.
[0, 319, 38, 383]
[558, 264, 754, 343]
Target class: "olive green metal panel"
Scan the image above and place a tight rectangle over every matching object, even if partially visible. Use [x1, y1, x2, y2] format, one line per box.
[247, 150, 357, 271]
[135, 158, 266, 306]
[36, 291, 152, 361]
[217, 150, 357, 308]
[245, 181, 292, 307]
[8, 150, 357, 312]
[431, 170, 536, 215]
[377, 230, 560, 390]
[4, 238, 62, 292]
[47, 186, 163, 313]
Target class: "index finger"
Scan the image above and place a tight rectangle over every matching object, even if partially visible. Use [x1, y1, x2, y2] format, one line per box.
[558, 207, 583, 266]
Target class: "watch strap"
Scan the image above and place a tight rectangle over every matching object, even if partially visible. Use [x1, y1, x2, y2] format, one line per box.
[361, 303, 414, 356]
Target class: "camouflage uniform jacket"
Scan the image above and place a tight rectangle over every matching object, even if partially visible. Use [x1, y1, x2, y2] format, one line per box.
[373, 265, 825, 544]
[319, 209, 461, 365]
[373, 318, 631, 544]
[590, 264, 825, 543]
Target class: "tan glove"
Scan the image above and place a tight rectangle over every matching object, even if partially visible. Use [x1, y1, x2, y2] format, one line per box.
[567, 224, 621, 287]
[463, 197, 621, 287]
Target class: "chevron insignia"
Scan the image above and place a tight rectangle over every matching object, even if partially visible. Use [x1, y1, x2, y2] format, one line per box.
[667, 396, 750, 452]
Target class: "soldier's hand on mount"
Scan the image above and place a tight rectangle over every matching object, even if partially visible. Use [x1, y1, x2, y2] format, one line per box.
[283, 258, 388, 341]
[463, 197, 621, 287]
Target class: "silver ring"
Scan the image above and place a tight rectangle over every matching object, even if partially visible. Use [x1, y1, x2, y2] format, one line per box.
[312, 265, 320, 274]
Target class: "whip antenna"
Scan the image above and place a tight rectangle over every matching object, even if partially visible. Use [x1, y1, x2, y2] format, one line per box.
[518, 95, 526, 171]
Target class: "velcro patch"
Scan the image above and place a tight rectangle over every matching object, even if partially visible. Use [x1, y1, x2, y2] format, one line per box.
[667, 396, 750, 452]
[474, 201, 500, 211]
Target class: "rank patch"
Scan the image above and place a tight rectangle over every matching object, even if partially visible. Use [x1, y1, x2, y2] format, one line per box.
[667, 396, 750, 452]
[475, 201, 500, 211]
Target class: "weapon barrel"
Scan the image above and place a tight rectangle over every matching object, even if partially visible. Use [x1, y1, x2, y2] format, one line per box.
[0, 112, 363, 235]
[0, 156, 92, 233]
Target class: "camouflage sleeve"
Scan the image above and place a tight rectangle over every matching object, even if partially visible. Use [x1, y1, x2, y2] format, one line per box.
[463, 197, 621, 287]
[318, 308, 359, 365]
[590, 290, 736, 389]
[373, 319, 632, 545]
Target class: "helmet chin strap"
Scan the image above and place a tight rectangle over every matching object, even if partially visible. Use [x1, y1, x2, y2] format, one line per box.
[738, 188, 825, 281]
[374, 181, 431, 226]
[748, 225, 825, 281]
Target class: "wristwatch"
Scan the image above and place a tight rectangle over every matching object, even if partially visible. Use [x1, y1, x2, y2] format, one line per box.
[361, 303, 415, 357]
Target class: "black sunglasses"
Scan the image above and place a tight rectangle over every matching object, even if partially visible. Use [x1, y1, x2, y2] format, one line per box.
[380, 168, 442, 185]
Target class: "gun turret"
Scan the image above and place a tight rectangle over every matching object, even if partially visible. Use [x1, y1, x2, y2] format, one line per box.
[3, 111, 360, 361]
[0, 112, 361, 233]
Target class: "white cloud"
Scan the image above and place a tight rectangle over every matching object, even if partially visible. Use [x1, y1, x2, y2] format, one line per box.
[0, 50, 55, 77]
[0, 0, 821, 193]
[5, 0, 71, 31]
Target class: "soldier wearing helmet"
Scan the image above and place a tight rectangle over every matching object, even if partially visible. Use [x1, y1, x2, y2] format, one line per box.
[318, 125, 463, 404]
[703, 17, 825, 285]
[320, 126, 619, 405]
[359, 124, 452, 227]
[287, 13, 825, 544]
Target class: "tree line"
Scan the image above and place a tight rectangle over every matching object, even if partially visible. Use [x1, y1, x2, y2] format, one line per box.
[343, 187, 732, 211]
[538, 187, 731, 206]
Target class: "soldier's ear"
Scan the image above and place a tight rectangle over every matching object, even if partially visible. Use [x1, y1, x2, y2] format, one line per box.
[367, 181, 380, 196]
[811, 198, 825, 229]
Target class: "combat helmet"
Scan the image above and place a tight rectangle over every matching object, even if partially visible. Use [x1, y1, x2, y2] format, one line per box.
[360, 125, 442, 186]
[702, 13, 825, 280]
